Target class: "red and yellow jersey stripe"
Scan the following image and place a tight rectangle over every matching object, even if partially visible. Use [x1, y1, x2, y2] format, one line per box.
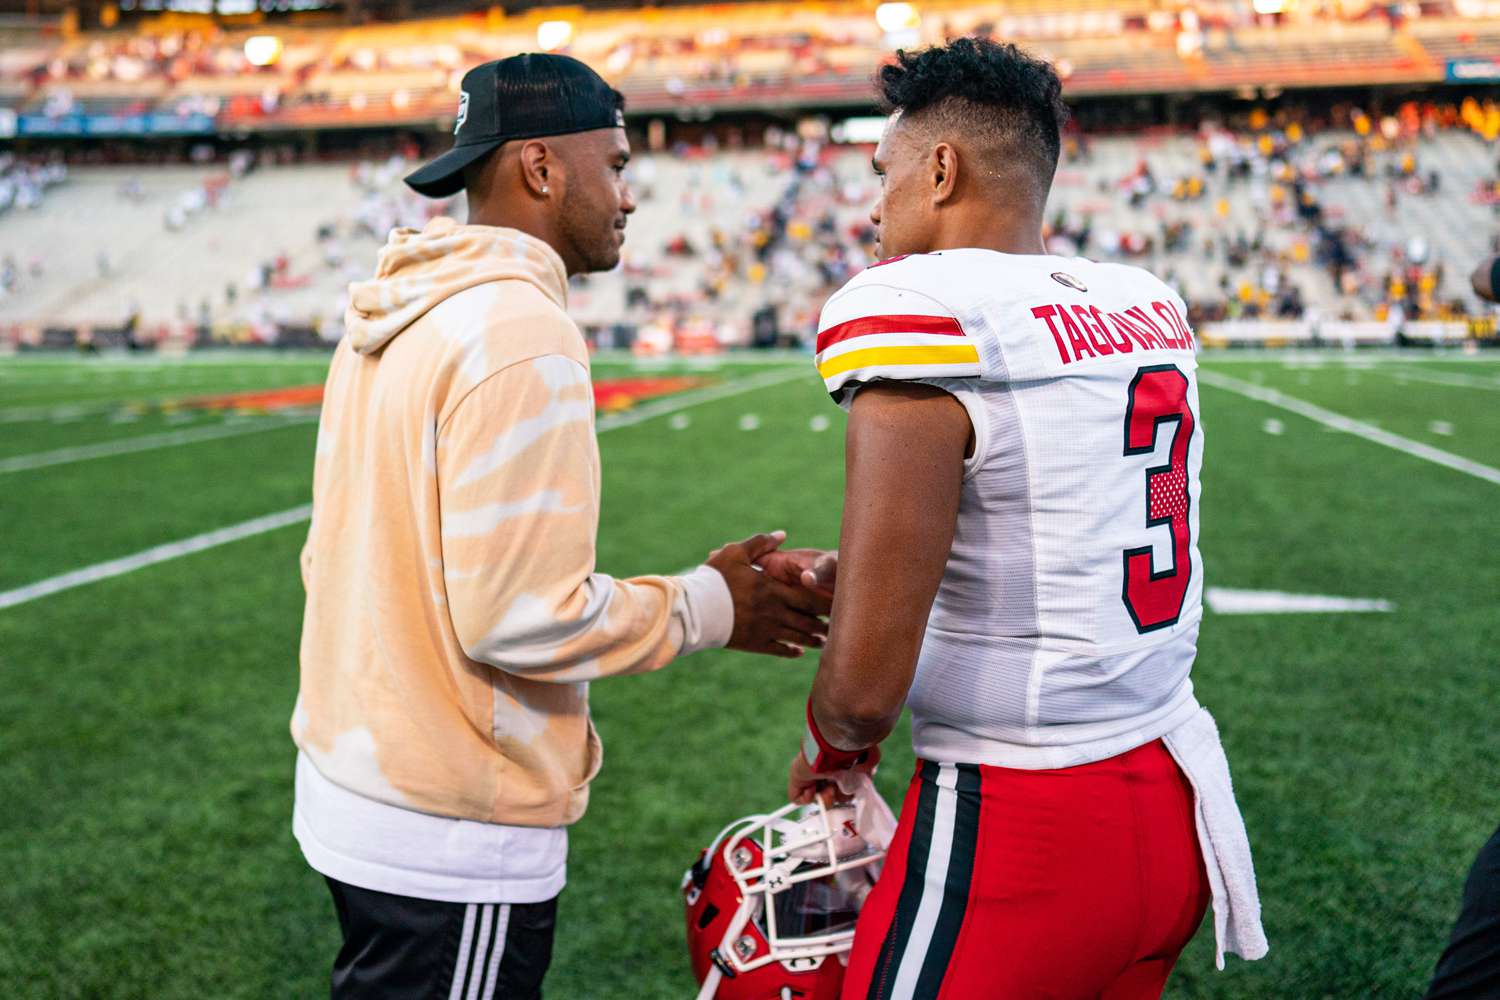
[813, 310, 981, 402]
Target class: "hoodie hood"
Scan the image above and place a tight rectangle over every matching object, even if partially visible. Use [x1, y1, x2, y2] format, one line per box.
[345, 217, 569, 355]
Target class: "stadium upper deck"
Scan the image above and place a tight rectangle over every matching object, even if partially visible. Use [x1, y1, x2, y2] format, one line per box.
[2, 0, 1499, 135]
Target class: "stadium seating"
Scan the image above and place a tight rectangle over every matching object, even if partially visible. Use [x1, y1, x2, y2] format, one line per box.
[3, 120, 1494, 341]
[0, 162, 392, 333]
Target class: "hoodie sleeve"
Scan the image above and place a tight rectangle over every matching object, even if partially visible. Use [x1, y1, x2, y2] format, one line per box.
[436, 354, 734, 682]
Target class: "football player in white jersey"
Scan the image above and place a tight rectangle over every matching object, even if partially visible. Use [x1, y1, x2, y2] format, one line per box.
[764, 38, 1266, 999]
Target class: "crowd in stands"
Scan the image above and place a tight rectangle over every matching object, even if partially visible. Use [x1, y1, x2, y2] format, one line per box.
[601, 101, 1497, 347]
[3, 95, 1497, 346]
[597, 130, 877, 350]
[32, 31, 253, 83]
[1043, 100, 1500, 326]
[0, 154, 66, 216]
[0, 155, 68, 306]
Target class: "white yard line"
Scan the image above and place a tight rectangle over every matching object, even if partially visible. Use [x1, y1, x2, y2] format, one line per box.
[1197, 370, 1500, 487]
[1374, 366, 1500, 392]
[0, 353, 330, 368]
[0, 368, 812, 611]
[0, 391, 282, 423]
[1205, 587, 1393, 615]
[0, 506, 315, 611]
[0, 401, 144, 423]
[608, 350, 807, 370]
[0, 416, 318, 475]
[1198, 352, 1500, 365]
[594, 366, 806, 431]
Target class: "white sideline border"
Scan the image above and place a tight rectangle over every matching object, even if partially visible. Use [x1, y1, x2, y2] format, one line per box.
[0, 368, 810, 612]
[1197, 370, 1500, 487]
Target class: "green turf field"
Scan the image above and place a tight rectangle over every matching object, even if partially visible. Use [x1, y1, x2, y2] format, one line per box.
[1, 349, 1497, 998]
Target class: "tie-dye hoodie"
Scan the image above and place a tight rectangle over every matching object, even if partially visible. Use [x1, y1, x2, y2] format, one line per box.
[292, 217, 732, 828]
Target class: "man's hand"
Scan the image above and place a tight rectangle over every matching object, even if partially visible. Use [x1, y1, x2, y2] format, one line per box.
[787, 747, 879, 805]
[707, 532, 829, 658]
[757, 548, 838, 599]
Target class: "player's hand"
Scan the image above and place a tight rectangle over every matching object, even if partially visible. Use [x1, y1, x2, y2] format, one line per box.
[707, 532, 829, 658]
[756, 548, 838, 603]
[787, 746, 879, 805]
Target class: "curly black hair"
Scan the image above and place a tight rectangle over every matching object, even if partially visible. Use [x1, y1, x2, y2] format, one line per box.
[877, 37, 1069, 184]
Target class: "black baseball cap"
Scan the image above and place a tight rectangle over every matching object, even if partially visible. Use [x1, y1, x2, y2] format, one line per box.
[404, 53, 626, 199]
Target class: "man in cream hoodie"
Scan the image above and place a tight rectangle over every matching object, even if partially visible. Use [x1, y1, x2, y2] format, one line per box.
[292, 54, 828, 999]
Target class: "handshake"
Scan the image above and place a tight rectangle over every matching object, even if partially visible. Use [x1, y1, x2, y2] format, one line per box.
[704, 530, 839, 658]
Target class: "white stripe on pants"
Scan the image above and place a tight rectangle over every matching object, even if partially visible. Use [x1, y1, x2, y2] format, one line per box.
[479, 905, 512, 999]
[889, 762, 960, 999]
[448, 904, 480, 1000]
[465, 905, 496, 1000]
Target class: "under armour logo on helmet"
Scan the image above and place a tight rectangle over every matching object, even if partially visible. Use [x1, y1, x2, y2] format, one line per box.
[454, 91, 470, 135]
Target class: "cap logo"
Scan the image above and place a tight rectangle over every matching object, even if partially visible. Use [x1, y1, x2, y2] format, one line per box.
[613, 107, 625, 128]
[453, 90, 470, 135]
[1051, 271, 1087, 292]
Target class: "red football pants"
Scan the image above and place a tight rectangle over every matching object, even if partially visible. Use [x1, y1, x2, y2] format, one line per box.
[842, 739, 1211, 1000]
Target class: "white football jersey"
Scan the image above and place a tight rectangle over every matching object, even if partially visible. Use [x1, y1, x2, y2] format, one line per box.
[816, 249, 1205, 769]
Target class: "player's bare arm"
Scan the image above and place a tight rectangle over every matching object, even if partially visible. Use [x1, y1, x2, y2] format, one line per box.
[788, 381, 969, 803]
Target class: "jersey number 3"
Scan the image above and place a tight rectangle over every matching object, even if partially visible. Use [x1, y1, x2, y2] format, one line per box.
[1122, 365, 1195, 633]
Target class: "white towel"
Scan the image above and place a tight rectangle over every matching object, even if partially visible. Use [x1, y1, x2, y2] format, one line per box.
[1163, 706, 1270, 968]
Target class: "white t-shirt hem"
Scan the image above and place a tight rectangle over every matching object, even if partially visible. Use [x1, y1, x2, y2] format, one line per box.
[292, 752, 566, 905]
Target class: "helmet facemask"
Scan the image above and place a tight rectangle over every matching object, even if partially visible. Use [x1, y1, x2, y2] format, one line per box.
[685, 777, 896, 1000]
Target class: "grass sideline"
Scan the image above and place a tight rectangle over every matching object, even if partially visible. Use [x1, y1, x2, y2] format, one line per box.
[1, 350, 1497, 998]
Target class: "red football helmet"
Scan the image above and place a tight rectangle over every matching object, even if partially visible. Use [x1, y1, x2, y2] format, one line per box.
[683, 782, 894, 1000]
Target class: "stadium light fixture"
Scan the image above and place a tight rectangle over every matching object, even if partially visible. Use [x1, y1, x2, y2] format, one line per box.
[875, 2, 919, 33]
[537, 20, 575, 52]
[244, 35, 283, 67]
[1252, 0, 1286, 12]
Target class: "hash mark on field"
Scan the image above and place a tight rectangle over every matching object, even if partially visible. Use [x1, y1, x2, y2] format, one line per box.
[1199, 370, 1500, 487]
[1262, 419, 1284, 436]
[0, 369, 805, 611]
[1429, 421, 1454, 436]
[739, 414, 762, 431]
